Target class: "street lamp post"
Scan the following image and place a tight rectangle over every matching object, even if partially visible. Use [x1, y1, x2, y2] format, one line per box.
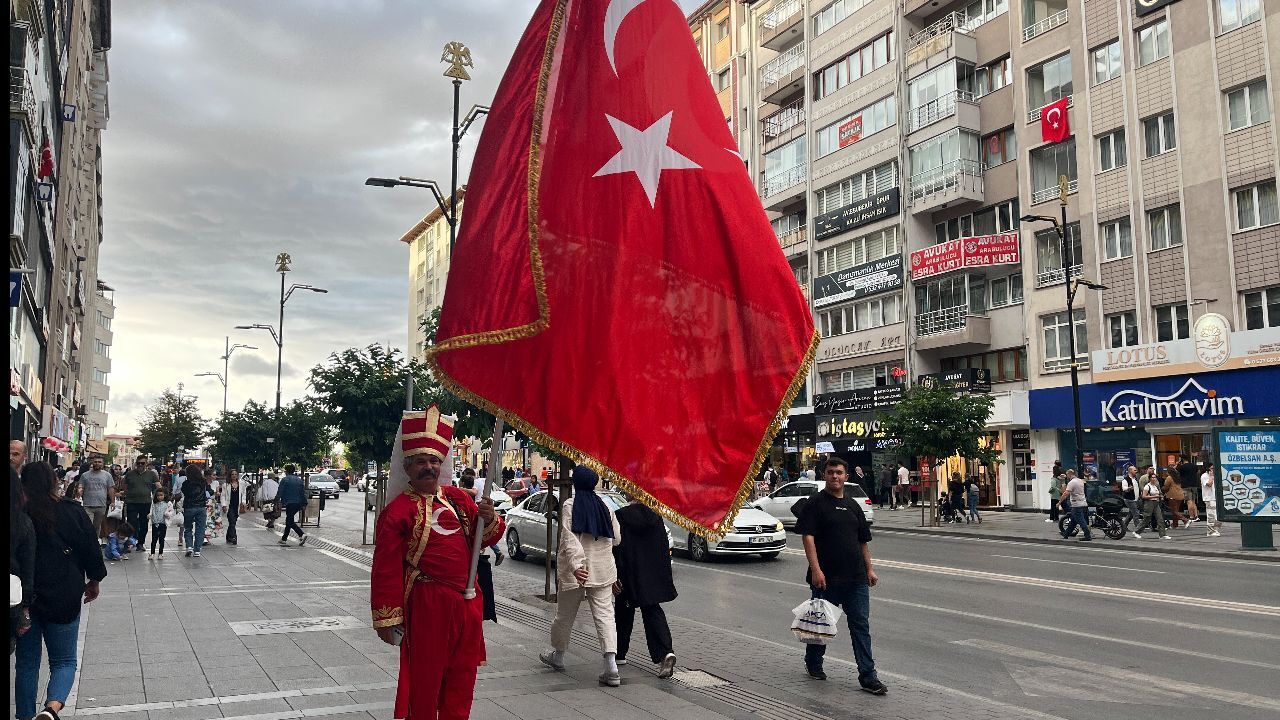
[236, 254, 327, 412]
[1021, 176, 1107, 477]
[198, 337, 258, 414]
[194, 372, 226, 412]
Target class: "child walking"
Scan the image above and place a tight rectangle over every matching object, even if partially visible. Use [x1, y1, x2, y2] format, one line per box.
[150, 488, 174, 557]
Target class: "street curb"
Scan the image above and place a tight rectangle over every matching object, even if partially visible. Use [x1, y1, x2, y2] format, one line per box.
[873, 526, 1280, 561]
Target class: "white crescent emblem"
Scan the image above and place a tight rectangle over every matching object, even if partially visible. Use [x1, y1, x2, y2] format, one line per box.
[604, 0, 658, 76]
[430, 506, 460, 535]
[1046, 107, 1061, 127]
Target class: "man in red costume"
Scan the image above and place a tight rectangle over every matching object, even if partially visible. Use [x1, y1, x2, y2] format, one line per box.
[371, 406, 505, 719]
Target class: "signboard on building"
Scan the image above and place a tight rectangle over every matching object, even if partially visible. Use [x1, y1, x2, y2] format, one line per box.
[1135, 0, 1179, 16]
[1214, 427, 1280, 522]
[814, 189, 900, 241]
[1091, 320, 1280, 382]
[816, 412, 901, 452]
[812, 255, 903, 307]
[816, 323, 905, 364]
[838, 116, 863, 148]
[10, 272, 21, 308]
[920, 368, 992, 393]
[909, 233, 1021, 281]
[813, 385, 904, 415]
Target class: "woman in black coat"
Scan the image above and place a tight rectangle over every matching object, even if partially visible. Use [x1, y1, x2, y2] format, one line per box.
[10, 466, 36, 655]
[612, 500, 678, 677]
[15, 461, 108, 720]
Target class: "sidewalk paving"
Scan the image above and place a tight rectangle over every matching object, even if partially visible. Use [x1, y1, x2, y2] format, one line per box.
[11, 517, 1081, 720]
[866, 504, 1278, 560]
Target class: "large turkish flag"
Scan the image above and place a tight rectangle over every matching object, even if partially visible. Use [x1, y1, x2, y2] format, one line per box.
[429, 0, 816, 536]
[1040, 97, 1070, 143]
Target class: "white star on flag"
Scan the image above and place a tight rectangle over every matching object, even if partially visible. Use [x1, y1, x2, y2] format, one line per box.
[593, 112, 700, 208]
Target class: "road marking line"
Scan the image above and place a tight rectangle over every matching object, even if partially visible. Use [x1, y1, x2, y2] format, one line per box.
[314, 547, 375, 572]
[953, 639, 1280, 712]
[134, 582, 369, 598]
[878, 529, 1278, 565]
[155, 579, 363, 591]
[989, 554, 1165, 573]
[1128, 617, 1280, 642]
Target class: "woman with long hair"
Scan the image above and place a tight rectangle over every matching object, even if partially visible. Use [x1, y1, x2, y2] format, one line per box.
[15, 462, 108, 720]
[11, 466, 36, 654]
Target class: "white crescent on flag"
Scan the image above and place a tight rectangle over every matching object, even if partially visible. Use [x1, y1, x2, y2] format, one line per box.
[1046, 106, 1061, 129]
[604, 0, 659, 75]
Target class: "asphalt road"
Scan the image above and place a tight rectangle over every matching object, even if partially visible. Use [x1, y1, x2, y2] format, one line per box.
[316, 491, 1280, 719]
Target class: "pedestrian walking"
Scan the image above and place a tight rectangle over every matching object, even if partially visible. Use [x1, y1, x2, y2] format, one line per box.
[967, 479, 982, 524]
[260, 472, 280, 529]
[948, 473, 966, 523]
[1120, 465, 1142, 536]
[1134, 469, 1171, 539]
[11, 466, 36, 656]
[1058, 470, 1092, 541]
[612, 496, 677, 678]
[1047, 470, 1065, 523]
[276, 465, 308, 546]
[1177, 455, 1200, 524]
[1200, 463, 1222, 537]
[77, 455, 115, 543]
[122, 456, 158, 550]
[878, 465, 894, 509]
[179, 465, 213, 557]
[765, 465, 780, 493]
[370, 407, 504, 720]
[11, 439, 28, 474]
[540, 465, 624, 687]
[16, 461, 108, 720]
[222, 470, 243, 545]
[895, 462, 910, 509]
[149, 488, 173, 558]
[794, 457, 887, 695]
[1162, 471, 1186, 529]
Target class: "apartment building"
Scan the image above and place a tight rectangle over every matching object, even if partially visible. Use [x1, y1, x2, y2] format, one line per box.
[693, 0, 1279, 509]
[400, 188, 463, 362]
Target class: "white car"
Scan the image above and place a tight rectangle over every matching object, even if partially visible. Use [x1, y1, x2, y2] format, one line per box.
[307, 473, 341, 499]
[753, 480, 875, 527]
[489, 488, 513, 515]
[504, 490, 671, 561]
[665, 505, 787, 562]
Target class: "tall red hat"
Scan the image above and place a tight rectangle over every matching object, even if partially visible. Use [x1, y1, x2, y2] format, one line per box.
[400, 405, 454, 460]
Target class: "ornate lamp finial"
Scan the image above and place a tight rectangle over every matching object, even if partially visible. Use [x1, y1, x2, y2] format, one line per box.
[441, 41, 474, 81]
[275, 252, 292, 273]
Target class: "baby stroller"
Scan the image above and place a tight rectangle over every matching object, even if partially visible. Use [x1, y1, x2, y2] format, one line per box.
[937, 492, 968, 524]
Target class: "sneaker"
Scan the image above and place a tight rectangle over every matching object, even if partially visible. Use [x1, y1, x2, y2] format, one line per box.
[806, 665, 827, 680]
[185, 549, 193, 557]
[34, 707, 61, 720]
[598, 671, 621, 687]
[1209, 530, 1221, 537]
[1131, 532, 1142, 539]
[616, 658, 627, 666]
[860, 680, 889, 696]
[299, 534, 308, 546]
[1161, 535, 1172, 540]
[658, 653, 676, 679]
[193, 551, 201, 557]
[1044, 517, 1054, 522]
[538, 650, 565, 671]
[494, 553, 504, 567]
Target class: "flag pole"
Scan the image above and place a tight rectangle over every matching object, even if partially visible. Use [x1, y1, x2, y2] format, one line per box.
[463, 417, 504, 599]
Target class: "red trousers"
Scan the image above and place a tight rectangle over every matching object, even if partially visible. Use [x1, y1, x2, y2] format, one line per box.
[396, 580, 486, 719]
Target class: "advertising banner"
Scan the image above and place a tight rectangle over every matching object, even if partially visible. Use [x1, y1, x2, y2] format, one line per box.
[920, 368, 992, 393]
[909, 239, 963, 281]
[812, 255, 903, 308]
[910, 233, 1021, 281]
[1091, 320, 1280, 383]
[1214, 427, 1280, 522]
[813, 385, 904, 415]
[1135, 0, 1179, 16]
[815, 412, 901, 452]
[814, 188, 900, 241]
[838, 116, 863, 148]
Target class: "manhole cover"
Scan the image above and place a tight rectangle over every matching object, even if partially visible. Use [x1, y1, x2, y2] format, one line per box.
[230, 615, 366, 636]
[671, 669, 732, 688]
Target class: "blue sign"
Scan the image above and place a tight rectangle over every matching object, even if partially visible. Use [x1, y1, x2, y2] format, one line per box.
[1215, 428, 1280, 522]
[9, 272, 21, 308]
[1030, 367, 1280, 429]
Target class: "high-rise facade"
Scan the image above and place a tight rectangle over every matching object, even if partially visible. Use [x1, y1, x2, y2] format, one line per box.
[693, 0, 1280, 510]
[400, 189, 463, 363]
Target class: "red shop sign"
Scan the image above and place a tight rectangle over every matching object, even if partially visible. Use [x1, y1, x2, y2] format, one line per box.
[911, 233, 1020, 281]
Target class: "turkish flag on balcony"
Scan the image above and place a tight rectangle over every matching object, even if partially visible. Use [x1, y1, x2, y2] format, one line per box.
[428, 0, 816, 536]
[37, 137, 54, 178]
[1040, 97, 1070, 143]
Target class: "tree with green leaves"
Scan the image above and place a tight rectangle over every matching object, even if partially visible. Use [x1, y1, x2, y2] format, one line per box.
[273, 399, 333, 468]
[877, 383, 1001, 469]
[207, 399, 333, 471]
[136, 389, 206, 462]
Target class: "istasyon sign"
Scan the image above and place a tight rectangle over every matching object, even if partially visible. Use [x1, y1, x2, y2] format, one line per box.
[1215, 427, 1280, 522]
[910, 233, 1020, 281]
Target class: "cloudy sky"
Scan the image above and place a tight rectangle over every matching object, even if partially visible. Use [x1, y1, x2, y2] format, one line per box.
[101, 1, 707, 434]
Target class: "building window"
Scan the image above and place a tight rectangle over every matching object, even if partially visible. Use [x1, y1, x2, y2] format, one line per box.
[717, 18, 729, 41]
[988, 271, 1024, 308]
[1107, 311, 1139, 348]
[821, 362, 904, 392]
[813, 0, 874, 36]
[975, 57, 1012, 98]
[815, 161, 897, 215]
[815, 96, 897, 158]
[1042, 310, 1088, 370]
[817, 295, 902, 338]
[909, 129, 982, 182]
[1155, 304, 1190, 341]
[935, 199, 1020, 242]
[1243, 287, 1280, 329]
[1097, 129, 1127, 172]
[1030, 139, 1078, 198]
[716, 68, 731, 92]
[1147, 205, 1183, 250]
[1026, 53, 1073, 112]
[1233, 180, 1279, 231]
[1136, 20, 1170, 67]
[1219, 0, 1261, 33]
[983, 128, 1017, 167]
[815, 227, 900, 275]
[95, 339, 110, 358]
[1101, 218, 1133, 260]
[1092, 40, 1121, 84]
[1227, 81, 1270, 131]
[93, 398, 107, 413]
[92, 368, 107, 384]
[1143, 112, 1176, 157]
[814, 31, 894, 100]
[762, 137, 806, 195]
[1034, 223, 1083, 286]
[940, 346, 1027, 383]
[772, 213, 804, 237]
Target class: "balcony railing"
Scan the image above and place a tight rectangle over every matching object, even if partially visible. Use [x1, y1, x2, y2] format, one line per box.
[760, 0, 803, 34]
[917, 306, 982, 337]
[1031, 178, 1077, 204]
[762, 99, 805, 139]
[908, 11, 980, 51]
[1027, 94, 1073, 122]
[1023, 9, 1068, 42]
[908, 159, 986, 204]
[761, 42, 806, 87]
[762, 165, 806, 197]
[777, 227, 808, 252]
[1035, 264, 1083, 288]
[1043, 357, 1089, 373]
[908, 91, 976, 133]
[9, 67, 35, 118]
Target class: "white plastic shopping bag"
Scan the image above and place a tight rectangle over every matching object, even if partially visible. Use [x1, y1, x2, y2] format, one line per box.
[106, 499, 125, 519]
[791, 598, 842, 645]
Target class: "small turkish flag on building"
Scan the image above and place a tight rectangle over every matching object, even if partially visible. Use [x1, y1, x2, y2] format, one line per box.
[428, 0, 816, 536]
[37, 137, 54, 178]
[1040, 97, 1070, 143]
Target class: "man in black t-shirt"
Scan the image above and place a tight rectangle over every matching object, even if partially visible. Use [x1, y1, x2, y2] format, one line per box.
[795, 456, 887, 696]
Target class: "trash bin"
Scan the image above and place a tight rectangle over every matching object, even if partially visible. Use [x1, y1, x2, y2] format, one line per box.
[303, 496, 321, 527]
